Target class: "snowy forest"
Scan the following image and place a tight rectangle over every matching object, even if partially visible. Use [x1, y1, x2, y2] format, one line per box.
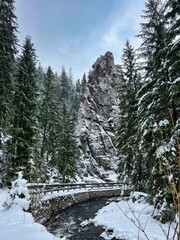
[0, 0, 179, 235]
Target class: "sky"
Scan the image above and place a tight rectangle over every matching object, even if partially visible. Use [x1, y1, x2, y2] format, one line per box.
[15, 0, 145, 80]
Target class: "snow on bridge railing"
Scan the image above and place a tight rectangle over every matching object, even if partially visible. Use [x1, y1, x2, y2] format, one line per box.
[27, 182, 132, 195]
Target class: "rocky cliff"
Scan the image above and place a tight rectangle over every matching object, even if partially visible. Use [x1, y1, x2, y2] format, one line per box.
[76, 52, 122, 182]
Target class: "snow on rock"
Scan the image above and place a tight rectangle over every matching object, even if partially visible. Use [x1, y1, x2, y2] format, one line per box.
[76, 51, 121, 181]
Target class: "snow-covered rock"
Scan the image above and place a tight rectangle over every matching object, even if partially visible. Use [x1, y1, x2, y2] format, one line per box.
[76, 52, 121, 181]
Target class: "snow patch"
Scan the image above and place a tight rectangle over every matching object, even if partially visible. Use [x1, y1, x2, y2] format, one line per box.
[159, 119, 169, 127]
[92, 192, 176, 240]
[0, 188, 61, 240]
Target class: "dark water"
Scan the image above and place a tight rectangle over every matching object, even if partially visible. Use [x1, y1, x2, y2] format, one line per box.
[46, 198, 109, 239]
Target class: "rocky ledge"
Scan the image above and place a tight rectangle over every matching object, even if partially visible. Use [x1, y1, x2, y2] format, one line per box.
[76, 52, 122, 181]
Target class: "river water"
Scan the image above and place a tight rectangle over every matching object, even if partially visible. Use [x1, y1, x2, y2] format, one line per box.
[46, 198, 109, 239]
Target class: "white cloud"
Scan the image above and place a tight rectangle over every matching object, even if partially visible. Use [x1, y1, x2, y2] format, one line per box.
[102, 23, 122, 47]
[100, 0, 145, 61]
[37, 0, 145, 80]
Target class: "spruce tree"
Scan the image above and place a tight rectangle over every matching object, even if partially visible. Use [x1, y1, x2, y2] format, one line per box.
[116, 40, 142, 188]
[137, 0, 179, 221]
[12, 36, 38, 181]
[164, 0, 180, 124]
[36, 64, 45, 94]
[0, 0, 18, 185]
[68, 67, 74, 90]
[71, 79, 81, 121]
[137, 0, 167, 184]
[53, 103, 77, 182]
[39, 66, 59, 180]
[81, 72, 87, 96]
[58, 66, 72, 103]
[137, 0, 167, 79]
[40, 67, 55, 159]
[0, 0, 17, 132]
[163, 0, 180, 224]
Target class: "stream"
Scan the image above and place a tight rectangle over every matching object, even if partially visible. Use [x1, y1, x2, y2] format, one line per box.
[46, 198, 110, 239]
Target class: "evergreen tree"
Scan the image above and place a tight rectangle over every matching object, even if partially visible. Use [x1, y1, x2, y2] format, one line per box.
[137, 0, 167, 79]
[58, 66, 72, 103]
[71, 79, 81, 121]
[81, 72, 87, 96]
[68, 67, 74, 90]
[36, 63, 45, 94]
[0, 0, 17, 132]
[38, 66, 78, 182]
[53, 103, 77, 182]
[164, 0, 180, 124]
[39, 66, 59, 180]
[137, 0, 167, 184]
[162, 0, 180, 223]
[116, 40, 142, 188]
[137, 0, 179, 221]
[12, 36, 38, 181]
[0, 0, 18, 185]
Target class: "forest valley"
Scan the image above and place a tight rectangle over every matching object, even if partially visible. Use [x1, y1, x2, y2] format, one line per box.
[0, 0, 179, 233]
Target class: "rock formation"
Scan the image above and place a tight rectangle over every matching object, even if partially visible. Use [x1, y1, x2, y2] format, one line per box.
[76, 52, 122, 181]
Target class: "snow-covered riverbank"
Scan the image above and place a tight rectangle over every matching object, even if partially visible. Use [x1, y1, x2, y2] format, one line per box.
[0, 189, 64, 240]
[90, 192, 177, 240]
[0, 189, 177, 240]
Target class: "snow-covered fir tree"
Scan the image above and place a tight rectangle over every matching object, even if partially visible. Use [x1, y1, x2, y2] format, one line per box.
[0, 0, 18, 186]
[11, 36, 38, 181]
[0, 0, 17, 133]
[36, 64, 45, 94]
[81, 72, 87, 97]
[10, 171, 30, 211]
[71, 79, 81, 121]
[137, 0, 179, 222]
[58, 66, 73, 104]
[116, 40, 142, 188]
[38, 66, 60, 181]
[52, 103, 77, 182]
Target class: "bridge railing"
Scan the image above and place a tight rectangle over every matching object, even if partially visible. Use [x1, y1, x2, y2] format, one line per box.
[27, 182, 131, 196]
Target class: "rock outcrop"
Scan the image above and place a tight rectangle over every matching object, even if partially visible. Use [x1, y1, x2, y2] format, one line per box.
[76, 52, 122, 181]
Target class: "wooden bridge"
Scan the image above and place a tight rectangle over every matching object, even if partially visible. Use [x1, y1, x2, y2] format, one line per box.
[28, 182, 131, 196]
[28, 182, 132, 223]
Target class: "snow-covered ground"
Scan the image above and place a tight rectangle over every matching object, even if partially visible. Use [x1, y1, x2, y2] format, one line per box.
[0, 189, 64, 240]
[90, 192, 177, 240]
[0, 188, 177, 240]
